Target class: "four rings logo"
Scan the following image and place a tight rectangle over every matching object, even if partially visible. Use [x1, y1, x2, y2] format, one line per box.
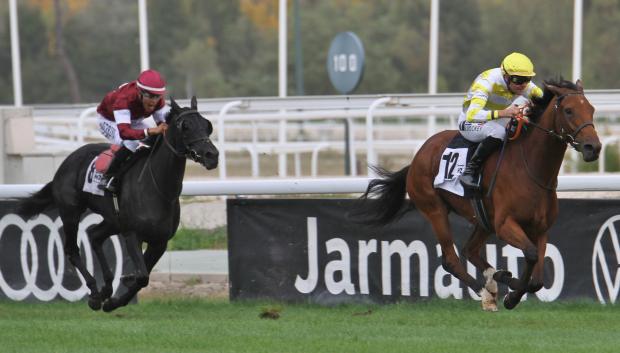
[0, 213, 123, 301]
[592, 215, 620, 304]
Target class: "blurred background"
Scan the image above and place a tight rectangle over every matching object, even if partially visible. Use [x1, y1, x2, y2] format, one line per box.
[1, 0, 619, 181]
[2, 0, 620, 104]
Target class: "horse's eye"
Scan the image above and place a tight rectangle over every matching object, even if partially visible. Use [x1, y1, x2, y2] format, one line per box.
[564, 107, 573, 116]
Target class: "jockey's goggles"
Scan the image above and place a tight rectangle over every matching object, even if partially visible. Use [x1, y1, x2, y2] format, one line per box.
[140, 90, 162, 99]
[508, 75, 531, 85]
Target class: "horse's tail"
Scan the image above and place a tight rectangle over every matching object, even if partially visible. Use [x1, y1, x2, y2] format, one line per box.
[14, 182, 55, 219]
[353, 165, 411, 226]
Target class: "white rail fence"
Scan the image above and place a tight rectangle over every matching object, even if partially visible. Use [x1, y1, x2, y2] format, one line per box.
[32, 92, 620, 177]
[1, 175, 620, 199]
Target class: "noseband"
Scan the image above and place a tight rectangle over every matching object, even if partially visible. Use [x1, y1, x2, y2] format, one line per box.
[162, 109, 212, 163]
[524, 91, 594, 151]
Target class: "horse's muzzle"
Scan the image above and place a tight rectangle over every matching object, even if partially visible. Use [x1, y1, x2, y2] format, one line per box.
[202, 150, 219, 170]
[581, 141, 602, 162]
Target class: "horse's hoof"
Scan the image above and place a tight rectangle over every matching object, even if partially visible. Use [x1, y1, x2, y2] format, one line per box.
[102, 298, 117, 313]
[493, 270, 513, 283]
[88, 297, 102, 311]
[503, 293, 520, 310]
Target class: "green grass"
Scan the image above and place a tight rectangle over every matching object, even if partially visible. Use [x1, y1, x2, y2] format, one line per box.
[0, 298, 618, 353]
[168, 226, 227, 250]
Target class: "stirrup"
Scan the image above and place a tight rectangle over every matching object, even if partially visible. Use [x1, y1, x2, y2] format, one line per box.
[460, 173, 480, 189]
[98, 176, 117, 193]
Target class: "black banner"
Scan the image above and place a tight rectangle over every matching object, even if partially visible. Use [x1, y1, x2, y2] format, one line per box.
[228, 199, 620, 304]
[0, 200, 131, 302]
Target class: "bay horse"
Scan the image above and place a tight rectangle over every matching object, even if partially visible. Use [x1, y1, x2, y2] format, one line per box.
[15, 97, 218, 312]
[358, 79, 601, 310]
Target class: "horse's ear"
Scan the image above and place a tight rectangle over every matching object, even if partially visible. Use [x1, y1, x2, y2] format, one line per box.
[170, 97, 181, 112]
[576, 79, 584, 92]
[191, 96, 197, 110]
[545, 84, 562, 97]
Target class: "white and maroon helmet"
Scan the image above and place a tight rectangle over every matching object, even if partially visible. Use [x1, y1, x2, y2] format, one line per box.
[136, 69, 166, 95]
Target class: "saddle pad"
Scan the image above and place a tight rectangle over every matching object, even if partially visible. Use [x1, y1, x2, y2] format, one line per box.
[83, 157, 105, 196]
[433, 134, 476, 196]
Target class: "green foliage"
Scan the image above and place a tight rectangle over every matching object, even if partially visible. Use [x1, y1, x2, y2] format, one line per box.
[168, 226, 227, 250]
[0, 299, 619, 352]
[1, 0, 620, 104]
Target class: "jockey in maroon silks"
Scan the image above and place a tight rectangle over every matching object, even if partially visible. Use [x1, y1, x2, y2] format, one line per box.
[96, 69, 170, 193]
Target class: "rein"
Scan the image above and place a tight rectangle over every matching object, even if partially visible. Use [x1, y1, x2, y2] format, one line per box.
[512, 91, 594, 191]
[523, 92, 594, 150]
[138, 109, 202, 202]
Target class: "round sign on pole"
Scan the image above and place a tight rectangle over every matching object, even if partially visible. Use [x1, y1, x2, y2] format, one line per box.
[326, 32, 365, 94]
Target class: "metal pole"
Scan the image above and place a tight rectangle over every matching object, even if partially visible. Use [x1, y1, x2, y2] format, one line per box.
[9, 0, 23, 107]
[138, 0, 150, 71]
[572, 0, 583, 81]
[294, 0, 304, 95]
[428, 0, 439, 136]
[278, 0, 288, 176]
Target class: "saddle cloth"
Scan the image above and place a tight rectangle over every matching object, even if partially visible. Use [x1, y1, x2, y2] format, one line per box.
[83, 157, 105, 196]
[433, 134, 477, 196]
[82, 145, 120, 196]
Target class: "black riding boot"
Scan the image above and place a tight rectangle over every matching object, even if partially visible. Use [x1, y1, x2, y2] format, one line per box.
[459, 136, 503, 189]
[98, 145, 132, 193]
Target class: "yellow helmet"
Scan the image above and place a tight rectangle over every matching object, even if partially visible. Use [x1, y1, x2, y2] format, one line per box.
[501, 52, 536, 77]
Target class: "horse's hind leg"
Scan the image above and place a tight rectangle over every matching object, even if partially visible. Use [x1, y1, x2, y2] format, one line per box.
[418, 203, 485, 296]
[88, 220, 118, 302]
[493, 217, 538, 310]
[462, 225, 497, 311]
[58, 209, 102, 310]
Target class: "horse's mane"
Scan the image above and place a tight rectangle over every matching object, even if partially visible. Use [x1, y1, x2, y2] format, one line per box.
[529, 77, 578, 122]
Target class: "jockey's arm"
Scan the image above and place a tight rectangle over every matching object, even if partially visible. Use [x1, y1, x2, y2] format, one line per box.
[113, 109, 167, 140]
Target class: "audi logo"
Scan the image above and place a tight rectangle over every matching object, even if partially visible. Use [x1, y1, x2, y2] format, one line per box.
[592, 214, 620, 304]
[0, 213, 123, 301]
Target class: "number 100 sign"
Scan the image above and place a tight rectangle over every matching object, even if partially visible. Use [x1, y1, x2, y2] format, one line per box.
[326, 31, 365, 94]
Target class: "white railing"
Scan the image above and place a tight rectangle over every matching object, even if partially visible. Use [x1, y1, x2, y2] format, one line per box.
[2, 175, 620, 199]
[31, 91, 620, 177]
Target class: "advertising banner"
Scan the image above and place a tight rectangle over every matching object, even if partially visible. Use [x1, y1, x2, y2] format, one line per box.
[228, 199, 620, 304]
[0, 201, 129, 302]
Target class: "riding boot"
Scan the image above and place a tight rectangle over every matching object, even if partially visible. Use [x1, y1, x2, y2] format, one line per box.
[460, 136, 503, 189]
[98, 145, 132, 193]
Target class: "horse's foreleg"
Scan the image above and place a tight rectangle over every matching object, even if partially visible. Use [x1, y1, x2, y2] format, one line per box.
[495, 217, 538, 310]
[103, 232, 148, 312]
[527, 233, 548, 293]
[462, 226, 497, 311]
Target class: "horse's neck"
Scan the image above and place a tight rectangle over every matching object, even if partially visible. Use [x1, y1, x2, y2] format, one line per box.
[149, 142, 186, 197]
[519, 108, 567, 185]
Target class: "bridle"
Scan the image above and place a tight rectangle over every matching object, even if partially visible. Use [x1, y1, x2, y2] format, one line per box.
[509, 91, 594, 192]
[161, 109, 213, 163]
[139, 109, 213, 201]
[521, 91, 594, 151]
